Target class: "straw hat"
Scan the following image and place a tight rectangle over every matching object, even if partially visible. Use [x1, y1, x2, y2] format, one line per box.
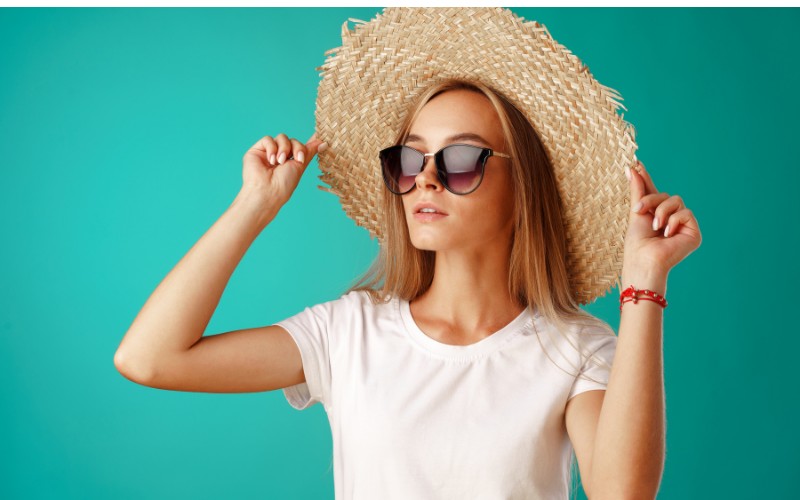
[313, 7, 639, 305]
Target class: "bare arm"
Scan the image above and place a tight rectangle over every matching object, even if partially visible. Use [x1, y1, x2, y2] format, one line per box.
[587, 269, 666, 499]
[114, 133, 326, 392]
[115, 188, 276, 385]
[566, 268, 667, 500]
[568, 155, 698, 499]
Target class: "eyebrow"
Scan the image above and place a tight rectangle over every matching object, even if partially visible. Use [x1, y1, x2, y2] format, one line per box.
[404, 132, 493, 148]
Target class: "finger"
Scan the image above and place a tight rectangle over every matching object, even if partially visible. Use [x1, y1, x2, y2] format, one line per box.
[663, 207, 695, 238]
[287, 134, 327, 167]
[275, 133, 292, 165]
[249, 135, 279, 166]
[247, 135, 278, 166]
[263, 136, 278, 166]
[635, 160, 659, 196]
[632, 192, 670, 215]
[652, 194, 685, 232]
[289, 138, 307, 164]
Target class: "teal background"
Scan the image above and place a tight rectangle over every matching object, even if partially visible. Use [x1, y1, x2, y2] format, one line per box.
[1, 6, 797, 499]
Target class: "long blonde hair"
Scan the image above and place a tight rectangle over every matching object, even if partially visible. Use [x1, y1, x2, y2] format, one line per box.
[344, 76, 614, 499]
[346, 76, 612, 335]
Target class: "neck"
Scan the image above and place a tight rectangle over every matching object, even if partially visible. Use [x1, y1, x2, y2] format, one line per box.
[411, 238, 524, 337]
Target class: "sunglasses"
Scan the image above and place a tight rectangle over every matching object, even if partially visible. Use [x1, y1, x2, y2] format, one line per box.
[379, 143, 511, 195]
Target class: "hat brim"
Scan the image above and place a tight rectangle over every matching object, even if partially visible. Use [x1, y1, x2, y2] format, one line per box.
[313, 7, 638, 305]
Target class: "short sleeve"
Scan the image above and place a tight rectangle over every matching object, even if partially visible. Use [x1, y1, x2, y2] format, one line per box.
[567, 322, 618, 401]
[273, 299, 337, 411]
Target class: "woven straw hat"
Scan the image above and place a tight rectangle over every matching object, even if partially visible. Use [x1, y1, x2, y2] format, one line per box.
[313, 7, 639, 305]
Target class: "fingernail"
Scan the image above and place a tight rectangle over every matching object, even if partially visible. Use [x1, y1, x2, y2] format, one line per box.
[270, 154, 276, 165]
[664, 225, 670, 237]
[278, 152, 286, 164]
[296, 151, 305, 163]
[625, 165, 631, 181]
[318, 142, 328, 153]
[652, 217, 659, 231]
[632, 201, 642, 213]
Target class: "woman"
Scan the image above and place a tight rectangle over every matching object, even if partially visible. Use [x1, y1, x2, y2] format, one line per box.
[115, 8, 702, 500]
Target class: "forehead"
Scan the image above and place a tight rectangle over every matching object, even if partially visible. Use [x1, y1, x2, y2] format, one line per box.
[406, 90, 504, 149]
[405, 131, 494, 149]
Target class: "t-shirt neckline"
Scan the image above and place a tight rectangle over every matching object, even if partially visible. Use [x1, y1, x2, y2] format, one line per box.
[397, 296, 537, 360]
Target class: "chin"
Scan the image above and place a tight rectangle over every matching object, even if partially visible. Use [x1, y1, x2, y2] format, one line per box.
[408, 233, 451, 251]
[411, 243, 440, 252]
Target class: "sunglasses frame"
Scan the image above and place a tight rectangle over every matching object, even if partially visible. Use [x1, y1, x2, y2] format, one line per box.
[379, 143, 512, 196]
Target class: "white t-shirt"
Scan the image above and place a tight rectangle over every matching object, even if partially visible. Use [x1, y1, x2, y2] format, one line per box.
[274, 289, 617, 499]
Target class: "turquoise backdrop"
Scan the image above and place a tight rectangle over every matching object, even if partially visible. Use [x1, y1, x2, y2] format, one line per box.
[1, 6, 797, 499]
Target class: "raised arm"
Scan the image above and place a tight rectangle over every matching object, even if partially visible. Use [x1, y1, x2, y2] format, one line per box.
[114, 133, 326, 393]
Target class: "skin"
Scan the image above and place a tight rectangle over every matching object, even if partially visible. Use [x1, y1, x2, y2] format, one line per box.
[117, 84, 700, 498]
[397, 88, 703, 498]
[400, 89, 525, 345]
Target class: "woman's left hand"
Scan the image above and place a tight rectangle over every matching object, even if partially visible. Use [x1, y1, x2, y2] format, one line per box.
[623, 160, 702, 276]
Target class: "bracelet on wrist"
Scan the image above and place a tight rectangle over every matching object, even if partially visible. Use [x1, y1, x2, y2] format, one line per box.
[619, 284, 668, 312]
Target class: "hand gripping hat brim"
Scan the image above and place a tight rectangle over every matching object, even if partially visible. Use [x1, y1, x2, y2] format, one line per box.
[313, 7, 639, 305]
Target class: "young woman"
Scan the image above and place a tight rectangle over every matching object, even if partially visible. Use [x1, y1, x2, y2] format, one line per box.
[115, 8, 702, 500]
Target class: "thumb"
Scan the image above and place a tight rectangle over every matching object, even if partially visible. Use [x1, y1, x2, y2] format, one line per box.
[627, 160, 646, 209]
[302, 133, 327, 164]
[286, 134, 326, 173]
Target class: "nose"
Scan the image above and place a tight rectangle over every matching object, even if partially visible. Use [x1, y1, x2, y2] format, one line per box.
[414, 154, 444, 192]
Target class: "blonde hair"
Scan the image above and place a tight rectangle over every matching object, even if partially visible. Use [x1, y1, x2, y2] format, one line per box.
[343, 76, 614, 500]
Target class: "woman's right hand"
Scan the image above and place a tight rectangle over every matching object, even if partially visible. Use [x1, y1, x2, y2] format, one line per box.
[240, 132, 327, 209]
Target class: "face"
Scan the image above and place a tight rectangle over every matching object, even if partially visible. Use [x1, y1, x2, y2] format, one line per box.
[400, 89, 516, 254]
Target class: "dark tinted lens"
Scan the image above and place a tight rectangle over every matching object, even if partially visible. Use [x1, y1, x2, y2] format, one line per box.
[381, 146, 423, 194]
[441, 144, 486, 193]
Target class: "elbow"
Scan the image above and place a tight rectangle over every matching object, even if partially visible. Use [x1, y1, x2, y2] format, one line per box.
[114, 348, 156, 386]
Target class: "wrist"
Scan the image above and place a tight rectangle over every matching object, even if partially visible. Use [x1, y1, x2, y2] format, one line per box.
[620, 265, 668, 296]
[233, 188, 281, 228]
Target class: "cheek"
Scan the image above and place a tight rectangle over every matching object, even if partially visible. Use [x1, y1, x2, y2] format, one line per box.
[477, 187, 516, 230]
[490, 175, 516, 217]
[482, 178, 513, 212]
[455, 199, 507, 230]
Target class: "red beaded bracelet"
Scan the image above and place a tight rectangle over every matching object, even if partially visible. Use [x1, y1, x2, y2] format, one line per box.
[619, 284, 668, 311]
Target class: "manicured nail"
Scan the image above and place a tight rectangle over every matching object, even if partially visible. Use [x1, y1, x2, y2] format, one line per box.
[632, 201, 642, 213]
[318, 142, 328, 153]
[270, 154, 276, 165]
[296, 151, 305, 163]
[664, 225, 670, 237]
[625, 165, 631, 181]
[652, 217, 659, 231]
[278, 152, 286, 164]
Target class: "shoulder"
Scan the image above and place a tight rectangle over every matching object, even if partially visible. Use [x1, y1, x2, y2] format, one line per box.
[568, 314, 618, 370]
[317, 288, 396, 318]
[576, 314, 616, 342]
[532, 309, 617, 364]
[337, 288, 387, 307]
[535, 308, 615, 340]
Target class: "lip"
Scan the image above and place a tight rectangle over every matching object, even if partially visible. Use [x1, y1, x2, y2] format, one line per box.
[413, 201, 448, 215]
[413, 212, 448, 222]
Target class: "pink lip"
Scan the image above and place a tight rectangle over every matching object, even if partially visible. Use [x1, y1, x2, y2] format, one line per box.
[413, 201, 448, 215]
[413, 212, 448, 222]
